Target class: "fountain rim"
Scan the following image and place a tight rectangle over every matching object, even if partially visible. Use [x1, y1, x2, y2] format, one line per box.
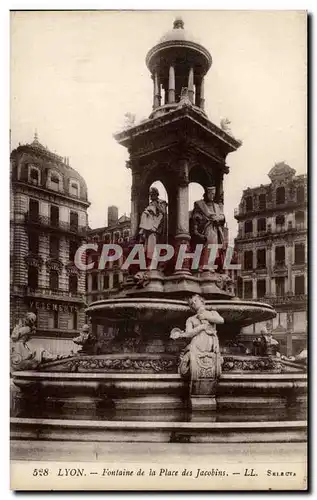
[87, 297, 275, 310]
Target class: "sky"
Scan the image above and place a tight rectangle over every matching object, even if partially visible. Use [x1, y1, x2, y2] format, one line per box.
[10, 10, 307, 242]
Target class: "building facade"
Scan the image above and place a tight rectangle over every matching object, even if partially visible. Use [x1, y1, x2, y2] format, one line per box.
[10, 134, 90, 354]
[234, 162, 307, 356]
[86, 206, 130, 305]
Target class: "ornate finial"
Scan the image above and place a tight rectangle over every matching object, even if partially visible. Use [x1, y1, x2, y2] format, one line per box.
[34, 129, 38, 142]
[173, 17, 184, 29]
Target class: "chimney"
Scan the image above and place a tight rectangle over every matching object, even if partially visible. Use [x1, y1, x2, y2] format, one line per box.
[107, 206, 119, 227]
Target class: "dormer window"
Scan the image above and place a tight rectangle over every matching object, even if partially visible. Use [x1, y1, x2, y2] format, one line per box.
[48, 170, 63, 192]
[29, 167, 40, 185]
[50, 174, 60, 191]
[70, 180, 80, 197]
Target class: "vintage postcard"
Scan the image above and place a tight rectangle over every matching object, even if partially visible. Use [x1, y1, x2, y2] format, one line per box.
[10, 10, 307, 491]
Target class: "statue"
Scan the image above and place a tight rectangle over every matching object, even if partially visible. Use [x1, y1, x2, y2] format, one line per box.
[139, 186, 167, 260]
[253, 326, 280, 357]
[73, 324, 97, 354]
[190, 186, 226, 271]
[220, 118, 232, 134]
[179, 87, 191, 105]
[123, 112, 136, 129]
[170, 295, 224, 407]
[10, 313, 59, 371]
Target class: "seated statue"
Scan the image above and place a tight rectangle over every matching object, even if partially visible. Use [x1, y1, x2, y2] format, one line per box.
[73, 324, 96, 354]
[253, 327, 280, 357]
[10, 313, 58, 371]
[139, 186, 167, 260]
[170, 294, 224, 381]
[190, 186, 226, 271]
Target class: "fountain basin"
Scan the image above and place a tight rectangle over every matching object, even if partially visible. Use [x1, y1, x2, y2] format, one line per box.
[87, 298, 276, 327]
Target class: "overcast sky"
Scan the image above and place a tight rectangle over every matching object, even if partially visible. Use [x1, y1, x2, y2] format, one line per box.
[10, 10, 307, 242]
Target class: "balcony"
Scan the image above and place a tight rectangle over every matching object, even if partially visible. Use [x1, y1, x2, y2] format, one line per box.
[257, 294, 307, 306]
[26, 286, 85, 302]
[25, 214, 87, 237]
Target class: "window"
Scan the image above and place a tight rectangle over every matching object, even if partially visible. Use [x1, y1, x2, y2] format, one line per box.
[123, 230, 130, 242]
[114, 231, 121, 243]
[28, 232, 39, 254]
[257, 248, 266, 268]
[29, 199, 39, 221]
[50, 173, 60, 191]
[113, 273, 120, 288]
[103, 274, 109, 289]
[104, 233, 111, 244]
[50, 205, 59, 227]
[30, 168, 39, 185]
[257, 279, 266, 298]
[48, 310, 59, 329]
[69, 275, 78, 294]
[244, 250, 253, 270]
[257, 218, 266, 233]
[73, 311, 78, 330]
[92, 273, 98, 290]
[70, 182, 79, 197]
[295, 243, 305, 264]
[244, 220, 253, 235]
[70, 211, 79, 231]
[69, 240, 78, 261]
[276, 277, 285, 296]
[28, 266, 38, 289]
[245, 196, 253, 212]
[275, 246, 285, 266]
[259, 193, 266, 210]
[49, 270, 59, 290]
[276, 214, 285, 226]
[296, 186, 305, 203]
[276, 186, 285, 205]
[295, 211, 305, 228]
[237, 277, 243, 298]
[244, 281, 253, 299]
[50, 236, 59, 258]
[295, 275, 305, 295]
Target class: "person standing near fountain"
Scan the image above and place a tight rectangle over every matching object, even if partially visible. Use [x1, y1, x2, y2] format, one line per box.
[190, 186, 226, 271]
[139, 186, 167, 260]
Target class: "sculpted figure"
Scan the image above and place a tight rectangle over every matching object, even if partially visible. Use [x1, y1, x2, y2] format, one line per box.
[73, 324, 96, 354]
[170, 295, 224, 381]
[190, 186, 226, 270]
[10, 313, 58, 371]
[139, 187, 167, 259]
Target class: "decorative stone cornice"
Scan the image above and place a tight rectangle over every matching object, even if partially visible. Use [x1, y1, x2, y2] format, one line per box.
[24, 253, 43, 269]
[45, 258, 63, 273]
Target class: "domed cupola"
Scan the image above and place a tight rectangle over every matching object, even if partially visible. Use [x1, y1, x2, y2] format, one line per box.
[146, 17, 212, 118]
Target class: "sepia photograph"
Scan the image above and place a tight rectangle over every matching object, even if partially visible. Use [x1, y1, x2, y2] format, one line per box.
[9, 9, 307, 491]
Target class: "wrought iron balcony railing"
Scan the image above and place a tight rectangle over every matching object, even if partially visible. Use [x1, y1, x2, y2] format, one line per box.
[257, 294, 307, 305]
[25, 213, 87, 236]
[26, 286, 85, 300]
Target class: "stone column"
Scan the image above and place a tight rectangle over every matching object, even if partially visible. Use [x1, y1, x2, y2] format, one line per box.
[153, 72, 161, 109]
[253, 247, 257, 270]
[195, 78, 201, 107]
[174, 160, 191, 274]
[188, 67, 194, 103]
[168, 66, 175, 103]
[200, 77, 205, 110]
[130, 171, 141, 240]
[252, 275, 257, 299]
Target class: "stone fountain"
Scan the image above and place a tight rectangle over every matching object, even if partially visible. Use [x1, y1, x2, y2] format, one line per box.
[10, 19, 306, 444]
